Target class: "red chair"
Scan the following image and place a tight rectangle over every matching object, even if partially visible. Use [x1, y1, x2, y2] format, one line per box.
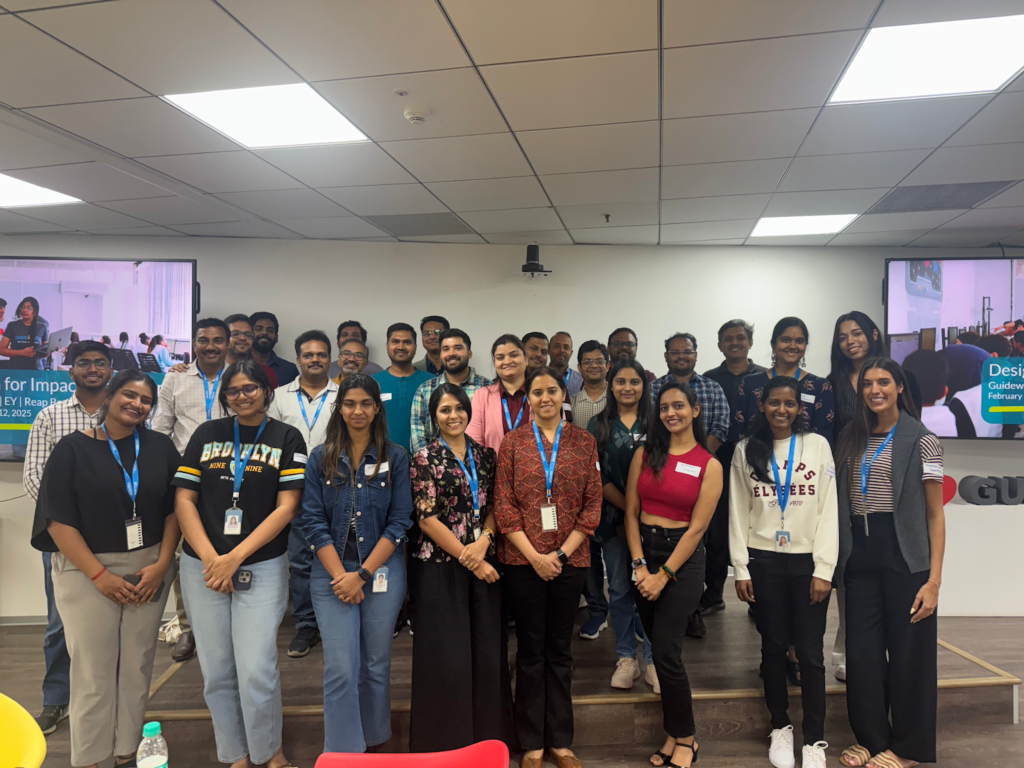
[315, 740, 509, 768]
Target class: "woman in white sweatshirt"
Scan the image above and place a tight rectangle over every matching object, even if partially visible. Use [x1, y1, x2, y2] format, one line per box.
[730, 376, 838, 768]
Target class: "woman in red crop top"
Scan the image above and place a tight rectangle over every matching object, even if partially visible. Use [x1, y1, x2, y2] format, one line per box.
[625, 381, 722, 768]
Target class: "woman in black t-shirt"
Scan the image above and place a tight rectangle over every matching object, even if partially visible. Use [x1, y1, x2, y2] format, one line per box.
[31, 369, 180, 768]
[0, 295, 47, 370]
[173, 361, 305, 768]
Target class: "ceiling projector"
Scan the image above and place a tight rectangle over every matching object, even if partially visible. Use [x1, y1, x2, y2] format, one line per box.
[522, 244, 551, 277]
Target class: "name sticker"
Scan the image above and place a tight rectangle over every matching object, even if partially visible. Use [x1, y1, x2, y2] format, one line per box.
[381, 393, 393, 402]
[801, 393, 816, 404]
[826, 462, 836, 478]
[675, 462, 701, 477]
[562, 403, 571, 411]
[923, 462, 943, 475]
[366, 461, 389, 475]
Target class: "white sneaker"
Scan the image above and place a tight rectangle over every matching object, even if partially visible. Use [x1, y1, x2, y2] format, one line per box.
[645, 663, 661, 694]
[835, 664, 847, 682]
[610, 657, 641, 689]
[802, 741, 828, 768]
[768, 725, 795, 768]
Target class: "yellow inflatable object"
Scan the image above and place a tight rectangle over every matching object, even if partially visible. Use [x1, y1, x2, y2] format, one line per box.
[0, 693, 47, 768]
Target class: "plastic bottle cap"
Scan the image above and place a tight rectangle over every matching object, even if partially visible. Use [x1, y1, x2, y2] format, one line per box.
[143, 722, 162, 738]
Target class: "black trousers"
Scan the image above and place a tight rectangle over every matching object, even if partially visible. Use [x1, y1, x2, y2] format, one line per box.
[409, 559, 515, 752]
[505, 563, 587, 751]
[748, 549, 830, 744]
[701, 443, 734, 606]
[845, 514, 937, 763]
[633, 524, 705, 739]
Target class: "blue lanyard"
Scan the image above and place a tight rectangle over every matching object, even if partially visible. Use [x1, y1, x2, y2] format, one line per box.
[296, 389, 328, 434]
[861, 425, 897, 499]
[202, 368, 223, 421]
[441, 437, 480, 519]
[232, 417, 269, 506]
[770, 434, 797, 527]
[101, 425, 140, 517]
[502, 394, 524, 432]
[533, 420, 563, 502]
[771, 367, 802, 382]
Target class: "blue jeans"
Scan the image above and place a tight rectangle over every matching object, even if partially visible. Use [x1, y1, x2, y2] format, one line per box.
[287, 526, 317, 630]
[600, 536, 653, 663]
[311, 548, 406, 753]
[41, 552, 71, 707]
[180, 554, 288, 765]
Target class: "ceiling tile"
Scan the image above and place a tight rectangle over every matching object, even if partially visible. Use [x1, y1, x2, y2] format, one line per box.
[572, 225, 659, 244]
[946, 92, 1024, 147]
[842, 210, 966, 233]
[663, 32, 859, 119]
[661, 219, 755, 242]
[87, 225, 185, 236]
[458, 207, 562, 234]
[380, 133, 532, 182]
[517, 121, 659, 175]
[272, 216, 389, 239]
[485, 230, 573, 245]
[0, 209, 73, 233]
[0, 122, 88, 170]
[26, 97, 239, 158]
[8, 203, 149, 230]
[762, 188, 888, 216]
[669, 238, 747, 246]
[426, 177, 549, 212]
[481, 51, 659, 131]
[139, 152, 305, 193]
[661, 158, 790, 198]
[170, 221, 301, 238]
[661, 194, 770, 223]
[314, 68, 506, 142]
[399, 234, 488, 244]
[556, 202, 658, 229]
[827, 230, 932, 246]
[664, 0, 876, 46]
[257, 144, 415, 188]
[3, 162, 168, 202]
[901, 143, 1024, 186]
[747, 233, 835, 246]
[443, 0, 657, 64]
[28, 0, 300, 94]
[872, 0, 1024, 27]
[778, 149, 931, 192]
[542, 168, 660, 206]
[214, 189, 351, 220]
[909, 228, 1021, 247]
[1009, 71, 1024, 93]
[1000, 230, 1024, 246]
[980, 181, 1024, 208]
[939, 207, 1024, 229]
[318, 185, 448, 216]
[799, 96, 989, 155]
[218, 0, 468, 81]
[98, 196, 244, 225]
[0, 15, 143, 107]
[662, 109, 817, 166]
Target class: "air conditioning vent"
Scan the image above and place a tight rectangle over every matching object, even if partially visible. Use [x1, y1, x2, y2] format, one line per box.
[867, 181, 1018, 214]
[363, 213, 473, 238]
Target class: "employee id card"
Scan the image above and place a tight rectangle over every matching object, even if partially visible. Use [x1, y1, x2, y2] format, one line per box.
[373, 566, 389, 593]
[473, 525, 483, 541]
[224, 507, 242, 536]
[125, 518, 144, 550]
[775, 530, 791, 552]
[541, 503, 558, 532]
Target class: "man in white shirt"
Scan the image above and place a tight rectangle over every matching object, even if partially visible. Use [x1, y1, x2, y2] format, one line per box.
[267, 330, 338, 658]
[569, 341, 610, 428]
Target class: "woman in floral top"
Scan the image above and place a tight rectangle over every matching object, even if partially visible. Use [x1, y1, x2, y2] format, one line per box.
[408, 383, 513, 753]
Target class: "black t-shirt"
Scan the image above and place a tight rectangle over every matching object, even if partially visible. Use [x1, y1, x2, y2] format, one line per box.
[172, 417, 307, 565]
[32, 428, 181, 553]
[5, 319, 43, 370]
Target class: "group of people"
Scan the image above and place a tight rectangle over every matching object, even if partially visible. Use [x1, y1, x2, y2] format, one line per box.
[26, 309, 946, 768]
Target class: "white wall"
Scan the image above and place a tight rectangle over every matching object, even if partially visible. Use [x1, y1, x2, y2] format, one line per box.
[0, 234, 1019, 619]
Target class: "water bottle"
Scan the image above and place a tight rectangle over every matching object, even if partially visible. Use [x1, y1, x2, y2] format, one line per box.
[137, 721, 169, 768]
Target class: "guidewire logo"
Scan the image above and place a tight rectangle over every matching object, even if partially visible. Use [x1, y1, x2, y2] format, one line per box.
[981, 359, 1024, 425]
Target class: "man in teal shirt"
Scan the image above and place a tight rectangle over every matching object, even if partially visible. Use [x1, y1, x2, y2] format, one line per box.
[373, 323, 432, 453]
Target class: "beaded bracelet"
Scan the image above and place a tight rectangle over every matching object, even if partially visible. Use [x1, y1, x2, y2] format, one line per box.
[659, 564, 677, 581]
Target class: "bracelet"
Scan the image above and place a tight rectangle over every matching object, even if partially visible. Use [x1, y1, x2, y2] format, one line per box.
[927, 579, 941, 589]
[483, 527, 496, 541]
[659, 564, 677, 581]
[91, 566, 107, 582]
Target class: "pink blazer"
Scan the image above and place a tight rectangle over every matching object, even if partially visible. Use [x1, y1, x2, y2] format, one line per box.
[467, 382, 534, 454]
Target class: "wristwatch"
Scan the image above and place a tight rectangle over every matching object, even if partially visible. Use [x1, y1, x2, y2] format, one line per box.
[631, 557, 647, 571]
[556, 548, 569, 565]
[357, 567, 372, 583]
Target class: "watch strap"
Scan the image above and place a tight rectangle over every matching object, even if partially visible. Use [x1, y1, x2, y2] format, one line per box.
[556, 548, 568, 565]
[631, 557, 647, 571]
[357, 567, 372, 582]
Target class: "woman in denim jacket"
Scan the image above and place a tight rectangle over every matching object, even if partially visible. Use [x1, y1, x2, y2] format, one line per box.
[300, 374, 414, 753]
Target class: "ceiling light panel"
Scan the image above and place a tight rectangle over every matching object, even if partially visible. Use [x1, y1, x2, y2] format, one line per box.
[164, 84, 368, 149]
[751, 214, 858, 237]
[0, 173, 81, 207]
[831, 15, 1024, 103]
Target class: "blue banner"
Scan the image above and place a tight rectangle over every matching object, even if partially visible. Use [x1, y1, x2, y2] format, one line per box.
[0, 370, 166, 445]
[982, 360, 1024, 425]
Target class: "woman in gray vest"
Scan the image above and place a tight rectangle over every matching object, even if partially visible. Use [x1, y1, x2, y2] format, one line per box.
[835, 358, 945, 768]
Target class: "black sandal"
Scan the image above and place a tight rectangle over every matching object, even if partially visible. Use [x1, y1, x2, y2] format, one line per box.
[650, 750, 672, 766]
[668, 741, 699, 767]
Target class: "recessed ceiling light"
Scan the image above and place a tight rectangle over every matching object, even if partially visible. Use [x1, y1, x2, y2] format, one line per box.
[751, 214, 858, 237]
[0, 173, 81, 208]
[164, 83, 368, 149]
[831, 15, 1024, 103]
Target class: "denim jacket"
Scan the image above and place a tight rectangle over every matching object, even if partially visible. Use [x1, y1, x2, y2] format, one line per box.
[300, 441, 414, 562]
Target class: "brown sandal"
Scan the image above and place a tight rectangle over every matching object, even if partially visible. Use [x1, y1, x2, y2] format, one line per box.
[867, 752, 919, 768]
[841, 746, 871, 767]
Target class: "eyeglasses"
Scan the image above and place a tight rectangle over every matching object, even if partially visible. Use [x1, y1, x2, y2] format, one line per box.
[581, 359, 609, 368]
[224, 384, 260, 400]
[73, 359, 109, 369]
[230, 331, 254, 339]
[667, 350, 697, 358]
[609, 341, 637, 349]
[423, 329, 444, 337]
[340, 351, 367, 361]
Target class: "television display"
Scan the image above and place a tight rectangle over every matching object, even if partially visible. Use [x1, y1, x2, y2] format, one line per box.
[0, 258, 196, 459]
[886, 257, 1024, 440]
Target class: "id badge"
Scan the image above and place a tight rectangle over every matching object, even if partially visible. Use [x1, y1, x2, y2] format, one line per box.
[224, 508, 242, 536]
[373, 566, 389, 593]
[473, 526, 483, 541]
[775, 530, 791, 553]
[541, 504, 558, 532]
[125, 518, 144, 550]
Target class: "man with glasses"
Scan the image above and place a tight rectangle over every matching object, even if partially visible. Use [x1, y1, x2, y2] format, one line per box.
[549, 331, 585, 396]
[23, 341, 113, 736]
[374, 323, 432, 452]
[224, 313, 279, 388]
[607, 327, 656, 383]
[251, 311, 299, 386]
[332, 338, 370, 383]
[153, 318, 232, 663]
[569, 341, 610, 429]
[327, 320, 383, 379]
[413, 315, 449, 376]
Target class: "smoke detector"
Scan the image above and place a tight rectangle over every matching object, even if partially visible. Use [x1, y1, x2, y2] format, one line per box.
[404, 107, 432, 125]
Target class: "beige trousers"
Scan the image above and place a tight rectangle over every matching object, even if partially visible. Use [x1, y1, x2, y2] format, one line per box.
[53, 545, 174, 767]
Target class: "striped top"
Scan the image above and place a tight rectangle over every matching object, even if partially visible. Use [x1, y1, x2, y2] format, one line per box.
[851, 432, 943, 516]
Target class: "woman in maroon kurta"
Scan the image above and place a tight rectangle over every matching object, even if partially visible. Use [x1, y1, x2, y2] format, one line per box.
[494, 366, 602, 768]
